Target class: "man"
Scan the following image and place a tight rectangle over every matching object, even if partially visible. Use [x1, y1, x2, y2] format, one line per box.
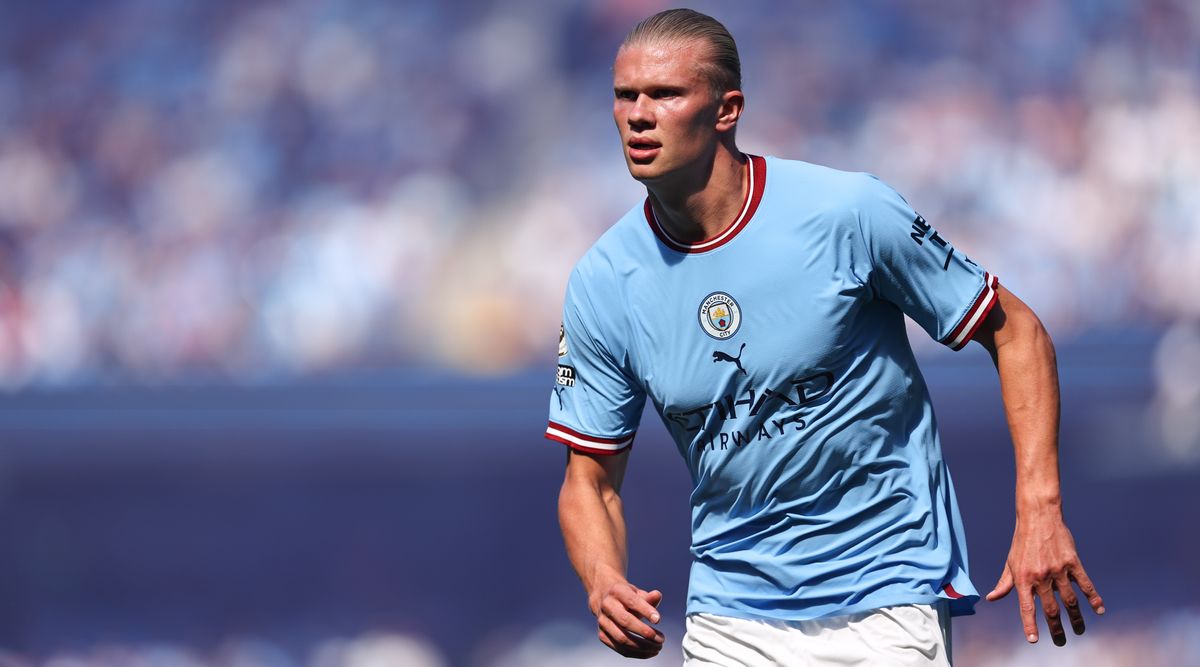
[547, 9, 1103, 664]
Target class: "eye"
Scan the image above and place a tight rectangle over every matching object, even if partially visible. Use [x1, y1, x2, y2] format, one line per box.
[651, 88, 680, 99]
[614, 89, 637, 101]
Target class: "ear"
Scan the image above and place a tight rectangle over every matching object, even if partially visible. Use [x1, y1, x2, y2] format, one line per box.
[715, 89, 744, 132]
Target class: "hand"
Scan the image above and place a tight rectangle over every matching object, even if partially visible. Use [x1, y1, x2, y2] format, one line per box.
[985, 513, 1105, 646]
[589, 580, 665, 659]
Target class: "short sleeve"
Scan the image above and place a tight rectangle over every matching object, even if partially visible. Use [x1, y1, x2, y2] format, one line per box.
[854, 174, 999, 351]
[546, 267, 646, 455]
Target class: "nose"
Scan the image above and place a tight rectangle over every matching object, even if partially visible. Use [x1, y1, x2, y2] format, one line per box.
[628, 94, 654, 129]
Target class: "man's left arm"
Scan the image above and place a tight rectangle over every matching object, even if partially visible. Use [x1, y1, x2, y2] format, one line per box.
[972, 284, 1106, 646]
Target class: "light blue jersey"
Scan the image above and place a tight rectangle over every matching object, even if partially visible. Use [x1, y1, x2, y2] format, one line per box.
[547, 155, 996, 621]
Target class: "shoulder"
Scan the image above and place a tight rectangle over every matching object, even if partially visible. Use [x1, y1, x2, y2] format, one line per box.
[763, 156, 898, 210]
[761, 157, 907, 239]
[570, 202, 653, 288]
[566, 202, 648, 299]
[560, 205, 649, 353]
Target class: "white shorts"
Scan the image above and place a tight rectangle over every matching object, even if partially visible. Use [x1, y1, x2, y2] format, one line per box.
[682, 601, 952, 666]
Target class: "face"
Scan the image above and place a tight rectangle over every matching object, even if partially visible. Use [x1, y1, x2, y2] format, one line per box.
[613, 39, 727, 184]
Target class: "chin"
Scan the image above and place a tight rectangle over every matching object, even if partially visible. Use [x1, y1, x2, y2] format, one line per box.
[625, 158, 669, 183]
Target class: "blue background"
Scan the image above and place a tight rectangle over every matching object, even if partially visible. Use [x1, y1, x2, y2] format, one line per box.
[0, 1, 1198, 665]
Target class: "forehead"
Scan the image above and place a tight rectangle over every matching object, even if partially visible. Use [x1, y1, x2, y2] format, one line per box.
[613, 39, 710, 87]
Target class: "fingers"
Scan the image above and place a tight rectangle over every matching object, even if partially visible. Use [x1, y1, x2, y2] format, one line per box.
[986, 566, 1013, 602]
[1036, 581, 1066, 647]
[597, 614, 662, 659]
[1055, 572, 1085, 636]
[640, 587, 664, 611]
[1013, 561, 1104, 647]
[1069, 562, 1105, 616]
[1017, 583, 1039, 643]
[594, 583, 665, 658]
[627, 587, 663, 624]
[601, 593, 664, 645]
[993, 522, 1105, 649]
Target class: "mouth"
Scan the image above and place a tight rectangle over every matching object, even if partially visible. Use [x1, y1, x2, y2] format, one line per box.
[627, 137, 661, 162]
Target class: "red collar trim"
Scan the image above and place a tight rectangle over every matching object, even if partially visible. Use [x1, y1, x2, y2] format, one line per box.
[644, 154, 766, 254]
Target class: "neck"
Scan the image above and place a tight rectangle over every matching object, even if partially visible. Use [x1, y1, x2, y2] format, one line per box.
[646, 143, 747, 243]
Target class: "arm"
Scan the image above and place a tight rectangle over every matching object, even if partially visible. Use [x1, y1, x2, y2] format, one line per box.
[559, 448, 665, 659]
[972, 284, 1105, 646]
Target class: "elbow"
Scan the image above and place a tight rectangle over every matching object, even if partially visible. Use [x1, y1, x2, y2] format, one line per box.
[1034, 316, 1056, 362]
[996, 304, 1058, 374]
[1015, 305, 1054, 358]
[987, 286, 1054, 357]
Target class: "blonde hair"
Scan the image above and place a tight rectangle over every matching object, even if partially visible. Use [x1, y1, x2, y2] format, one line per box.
[621, 8, 742, 97]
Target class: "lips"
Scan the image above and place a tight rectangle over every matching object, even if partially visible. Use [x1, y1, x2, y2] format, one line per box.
[627, 137, 661, 161]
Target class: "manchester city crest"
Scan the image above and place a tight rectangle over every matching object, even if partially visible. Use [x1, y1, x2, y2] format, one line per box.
[698, 292, 741, 339]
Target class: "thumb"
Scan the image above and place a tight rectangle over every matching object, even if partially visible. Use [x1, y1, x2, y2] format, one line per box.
[985, 566, 1013, 602]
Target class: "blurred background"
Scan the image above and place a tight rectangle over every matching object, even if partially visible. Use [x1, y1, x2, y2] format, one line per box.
[0, 0, 1197, 665]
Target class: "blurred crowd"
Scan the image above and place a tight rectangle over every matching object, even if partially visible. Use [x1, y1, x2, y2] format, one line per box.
[0, 0, 1197, 386]
[1, 612, 1198, 667]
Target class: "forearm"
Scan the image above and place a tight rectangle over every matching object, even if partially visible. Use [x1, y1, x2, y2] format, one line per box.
[558, 472, 630, 611]
[989, 306, 1063, 517]
[558, 454, 666, 657]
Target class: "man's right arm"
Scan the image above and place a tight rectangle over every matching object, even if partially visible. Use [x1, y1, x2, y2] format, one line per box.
[559, 448, 665, 659]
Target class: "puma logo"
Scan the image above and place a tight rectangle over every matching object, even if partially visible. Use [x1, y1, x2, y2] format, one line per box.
[712, 343, 747, 375]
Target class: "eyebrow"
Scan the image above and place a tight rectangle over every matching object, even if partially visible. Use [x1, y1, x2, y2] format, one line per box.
[613, 85, 685, 96]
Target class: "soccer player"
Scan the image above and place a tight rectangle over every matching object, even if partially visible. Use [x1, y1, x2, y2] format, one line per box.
[548, 9, 1103, 664]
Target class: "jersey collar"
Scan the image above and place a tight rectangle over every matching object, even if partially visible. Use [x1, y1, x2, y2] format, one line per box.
[643, 154, 767, 254]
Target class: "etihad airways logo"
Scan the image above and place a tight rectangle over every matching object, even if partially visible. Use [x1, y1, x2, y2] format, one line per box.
[666, 371, 836, 452]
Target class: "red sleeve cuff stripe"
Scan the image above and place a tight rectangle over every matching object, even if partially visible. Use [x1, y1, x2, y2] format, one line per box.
[944, 273, 999, 351]
[547, 421, 633, 445]
[545, 431, 633, 456]
[545, 422, 635, 452]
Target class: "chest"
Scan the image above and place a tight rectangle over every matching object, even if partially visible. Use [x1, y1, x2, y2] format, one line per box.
[622, 238, 871, 418]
